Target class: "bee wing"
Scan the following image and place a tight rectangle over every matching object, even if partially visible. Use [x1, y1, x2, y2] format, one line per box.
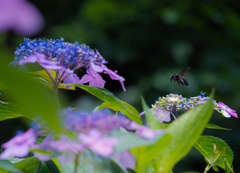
[178, 67, 191, 76]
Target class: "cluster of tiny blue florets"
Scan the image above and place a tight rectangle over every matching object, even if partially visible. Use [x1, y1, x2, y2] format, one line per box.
[62, 109, 131, 133]
[14, 38, 107, 68]
[152, 92, 217, 112]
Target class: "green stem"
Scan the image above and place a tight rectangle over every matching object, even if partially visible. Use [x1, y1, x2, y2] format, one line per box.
[74, 154, 80, 173]
[53, 84, 60, 108]
[204, 164, 211, 173]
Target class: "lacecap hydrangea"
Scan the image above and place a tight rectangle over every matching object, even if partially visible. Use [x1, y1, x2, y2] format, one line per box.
[12, 38, 126, 91]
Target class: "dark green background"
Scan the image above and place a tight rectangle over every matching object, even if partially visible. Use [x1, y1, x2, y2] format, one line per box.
[0, 0, 240, 172]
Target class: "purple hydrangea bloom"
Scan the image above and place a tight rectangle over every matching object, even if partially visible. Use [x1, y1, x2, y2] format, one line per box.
[78, 129, 118, 157]
[13, 38, 126, 91]
[0, 0, 44, 36]
[143, 92, 238, 122]
[0, 129, 36, 160]
[63, 109, 131, 133]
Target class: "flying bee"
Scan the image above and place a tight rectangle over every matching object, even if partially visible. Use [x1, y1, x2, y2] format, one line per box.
[170, 67, 191, 86]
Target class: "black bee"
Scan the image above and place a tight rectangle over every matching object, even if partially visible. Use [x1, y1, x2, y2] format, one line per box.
[170, 67, 191, 86]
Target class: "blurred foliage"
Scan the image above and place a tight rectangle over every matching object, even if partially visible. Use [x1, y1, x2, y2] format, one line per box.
[0, 0, 240, 172]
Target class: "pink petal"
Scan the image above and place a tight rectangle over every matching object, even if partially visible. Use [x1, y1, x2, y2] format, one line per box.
[34, 152, 51, 161]
[0, 0, 44, 36]
[80, 74, 93, 84]
[89, 73, 106, 88]
[19, 55, 38, 65]
[63, 74, 82, 88]
[138, 128, 156, 140]
[89, 139, 117, 157]
[90, 62, 103, 72]
[119, 151, 136, 168]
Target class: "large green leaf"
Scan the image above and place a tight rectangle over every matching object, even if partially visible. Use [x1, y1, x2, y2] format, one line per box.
[13, 157, 40, 173]
[194, 135, 234, 171]
[0, 59, 60, 132]
[151, 90, 214, 173]
[123, 97, 172, 172]
[131, 133, 172, 173]
[0, 160, 22, 173]
[74, 84, 142, 124]
[0, 101, 35, 121]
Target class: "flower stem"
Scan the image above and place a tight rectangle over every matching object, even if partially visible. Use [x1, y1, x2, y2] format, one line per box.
[53, 84, 60, 108]
[173, 105, 178, 117]
[204, 164, 211, 173]
[74, 154, 80, 173]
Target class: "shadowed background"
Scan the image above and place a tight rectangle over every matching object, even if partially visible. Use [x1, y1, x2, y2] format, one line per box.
[0, 0, 239, 172]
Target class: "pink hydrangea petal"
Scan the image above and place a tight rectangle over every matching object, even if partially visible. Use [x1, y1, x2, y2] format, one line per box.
[90, 62, 103, 72]
[89, 73, 106, 88]
[19, 55, 38, 65]
[218, 102, 238, 118]
[80, 74, 93, 84]
[138, 128, 156, 140]
[221, 110, 231, 118]
[34, 152, 51, 161]
[119, 151, 136, 168]
[63, 74, 82, 88]
[0, 0, 44, 36]
[102, 65, 126, 91]
[89, 140, 115, 157]
[0, 145, 29, 159]
[154, 109, 171, 123]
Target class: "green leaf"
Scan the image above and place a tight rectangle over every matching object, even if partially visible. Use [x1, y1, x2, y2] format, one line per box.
[194, 136, 234, 171]
[131, 133, 172, 172]
[0, 160, 22, 173]
[0, 59, 60, 132]
[31, 70, 53, 83]
[51, 158, 65, 173]
[111, 130, 167, 155]
[40, 161, 50, 173]
[141, 96, 165, 130]
[74, 84, 142, 124]
[205, 124, 231, 130]
[13, 157, 40, 173]
[152, 89, 215, 173]
[0, 101, 35, 121]
[33, 71, 76, 90]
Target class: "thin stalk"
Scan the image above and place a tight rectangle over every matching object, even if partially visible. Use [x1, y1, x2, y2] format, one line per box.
[74, 154, 80, 173]
[53, 83, 60, 108]
[204, 164, 211, 173]
[173, 105, 179, 117]
[170, 112, 177, 120]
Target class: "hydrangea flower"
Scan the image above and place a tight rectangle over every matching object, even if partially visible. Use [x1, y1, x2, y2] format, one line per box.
[63, 109, 131, 133]
[0, 129, 36, 160]
[217, 102, 238, 118]
[1, 108, 162, 170]
[141, 92, 238, 123]
[12, 38, 126, 91]
[78, 129, 118, 157]
[0, 0, 44, 36]
[62, 108, 164, 139]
